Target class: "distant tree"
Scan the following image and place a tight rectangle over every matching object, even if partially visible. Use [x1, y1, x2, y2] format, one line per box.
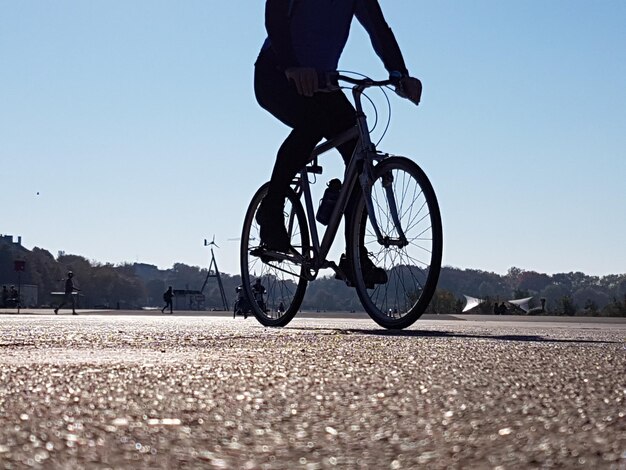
[513, 288, 530, 300]
[518, 271, 552, 293]
[25, 248, 62, 305]
[169, 263, 205, 291]
[146, 279, 166, 306]
[539, 284, 569, 313]
[438, 267, 508, 299]
[478, 281, 497, 299]
[505, 266, 525, 290]
[583, 298, 599, 316]
[572, 287, 610, 311]
[302, 276, 361, 311]
[425, 289, 459, 315]
[559, 296, 578, 316]
[601, 295, 626, 317]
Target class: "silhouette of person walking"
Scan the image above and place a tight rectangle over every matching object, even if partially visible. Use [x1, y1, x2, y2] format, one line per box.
[54, 271, 79, 315]
[162, 286, 174, 314]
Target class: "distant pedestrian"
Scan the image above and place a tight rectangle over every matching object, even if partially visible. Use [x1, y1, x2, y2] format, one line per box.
[252, 279, 266, 303]
[252, 278, 266, 312]
[493, 302, 500, 315]
[54, 272, 79, 315]
[162, 286, 174, 314]
[1, 285, 8, 308]
[499, 302, 507, 315]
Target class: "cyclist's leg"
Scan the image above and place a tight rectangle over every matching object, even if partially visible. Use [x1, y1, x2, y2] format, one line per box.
[255, 58, 322, 250]
[254, 56, 357, 252]
[268, 93, 356, 201]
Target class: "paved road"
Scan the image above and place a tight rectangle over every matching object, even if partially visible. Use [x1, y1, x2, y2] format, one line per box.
[1, 312, 624, 469]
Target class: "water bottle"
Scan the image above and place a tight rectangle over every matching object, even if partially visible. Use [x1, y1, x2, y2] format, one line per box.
[316, 178, 342, 225]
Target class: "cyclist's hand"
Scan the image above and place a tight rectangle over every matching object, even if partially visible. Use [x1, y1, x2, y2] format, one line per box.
[399, 76, 422, 106]
[285, 67, 319, 97]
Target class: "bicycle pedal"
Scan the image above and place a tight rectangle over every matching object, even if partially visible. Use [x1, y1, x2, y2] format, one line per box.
[250, 247, 274, 264]
[250, 246, 302, 264]
[333, 269, 353, 287]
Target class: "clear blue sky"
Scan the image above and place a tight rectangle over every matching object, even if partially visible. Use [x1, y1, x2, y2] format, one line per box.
[1, 1, 625, 277]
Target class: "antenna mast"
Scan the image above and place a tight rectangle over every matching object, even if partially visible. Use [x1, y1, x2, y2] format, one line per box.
[200, 236, 229, 311]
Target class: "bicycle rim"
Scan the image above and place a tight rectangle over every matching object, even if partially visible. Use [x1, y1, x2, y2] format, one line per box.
[240, 183, 309, 327]
[350, 157, 443, 329]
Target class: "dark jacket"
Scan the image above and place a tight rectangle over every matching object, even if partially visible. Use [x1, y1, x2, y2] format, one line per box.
[261, 0, 408, 75]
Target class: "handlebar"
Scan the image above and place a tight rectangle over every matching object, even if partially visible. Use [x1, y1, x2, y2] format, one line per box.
[328, 72, 418, 105]
[333, 73, 395, 88]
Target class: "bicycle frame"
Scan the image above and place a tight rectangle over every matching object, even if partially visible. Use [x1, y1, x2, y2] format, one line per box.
[290, 78, 408, 277]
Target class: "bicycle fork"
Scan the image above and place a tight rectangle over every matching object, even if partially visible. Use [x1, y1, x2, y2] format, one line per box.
[360, 158, 409, 248]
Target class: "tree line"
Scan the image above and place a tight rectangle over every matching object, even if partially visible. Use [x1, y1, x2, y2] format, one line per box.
[1, 242, 625, 316]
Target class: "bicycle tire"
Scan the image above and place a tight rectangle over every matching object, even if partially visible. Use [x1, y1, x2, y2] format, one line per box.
[349, 157, 443, 329]
[240, 183, 310, 327]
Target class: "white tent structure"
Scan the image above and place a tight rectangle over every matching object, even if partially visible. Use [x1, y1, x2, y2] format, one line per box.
[507, 297, 534, 313]
[462, 295, 484, 313]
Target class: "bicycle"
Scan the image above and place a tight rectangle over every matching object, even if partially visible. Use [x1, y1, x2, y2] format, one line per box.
[240, 74, 443, 329]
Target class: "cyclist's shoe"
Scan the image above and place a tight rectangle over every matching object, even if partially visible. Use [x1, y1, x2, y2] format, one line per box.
[336, 252, 388, 289]
[362, 254, 388, 285]
[256, 201, 292, 253]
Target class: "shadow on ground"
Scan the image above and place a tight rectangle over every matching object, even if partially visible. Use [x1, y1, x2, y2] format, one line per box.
[285, 326, 620, 345]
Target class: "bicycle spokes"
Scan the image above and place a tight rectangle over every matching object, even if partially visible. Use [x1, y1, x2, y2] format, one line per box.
[350, 157, 442, 329]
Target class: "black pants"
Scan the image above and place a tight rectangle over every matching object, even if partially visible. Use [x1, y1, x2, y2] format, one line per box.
[57, 293, 76, 311]
[254, 53, 360, 248]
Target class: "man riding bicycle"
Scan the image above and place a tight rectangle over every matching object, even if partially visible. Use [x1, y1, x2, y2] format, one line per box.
[254, 0, 422, 287]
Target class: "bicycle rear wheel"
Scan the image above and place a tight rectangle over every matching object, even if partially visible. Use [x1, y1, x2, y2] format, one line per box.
[240, 183, 310, 327]
[349, 157, 443, 329]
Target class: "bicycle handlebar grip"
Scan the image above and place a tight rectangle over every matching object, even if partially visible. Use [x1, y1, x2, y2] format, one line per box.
[394, 78, 421, 106]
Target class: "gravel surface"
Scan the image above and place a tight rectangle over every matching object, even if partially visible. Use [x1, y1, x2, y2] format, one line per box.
[0, 313, 624, 469]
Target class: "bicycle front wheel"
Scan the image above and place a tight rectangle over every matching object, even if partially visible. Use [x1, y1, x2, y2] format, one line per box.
[240, 183, 310, 327]
[350, 157, 443, 329]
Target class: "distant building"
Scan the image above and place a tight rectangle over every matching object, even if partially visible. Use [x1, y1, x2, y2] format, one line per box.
[0, 234, 32, 305]
[173, 289, 205, 311]
[0, 234, 27, 252]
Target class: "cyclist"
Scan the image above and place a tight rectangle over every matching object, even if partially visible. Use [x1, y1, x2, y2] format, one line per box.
[254, 0, 422, 286]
